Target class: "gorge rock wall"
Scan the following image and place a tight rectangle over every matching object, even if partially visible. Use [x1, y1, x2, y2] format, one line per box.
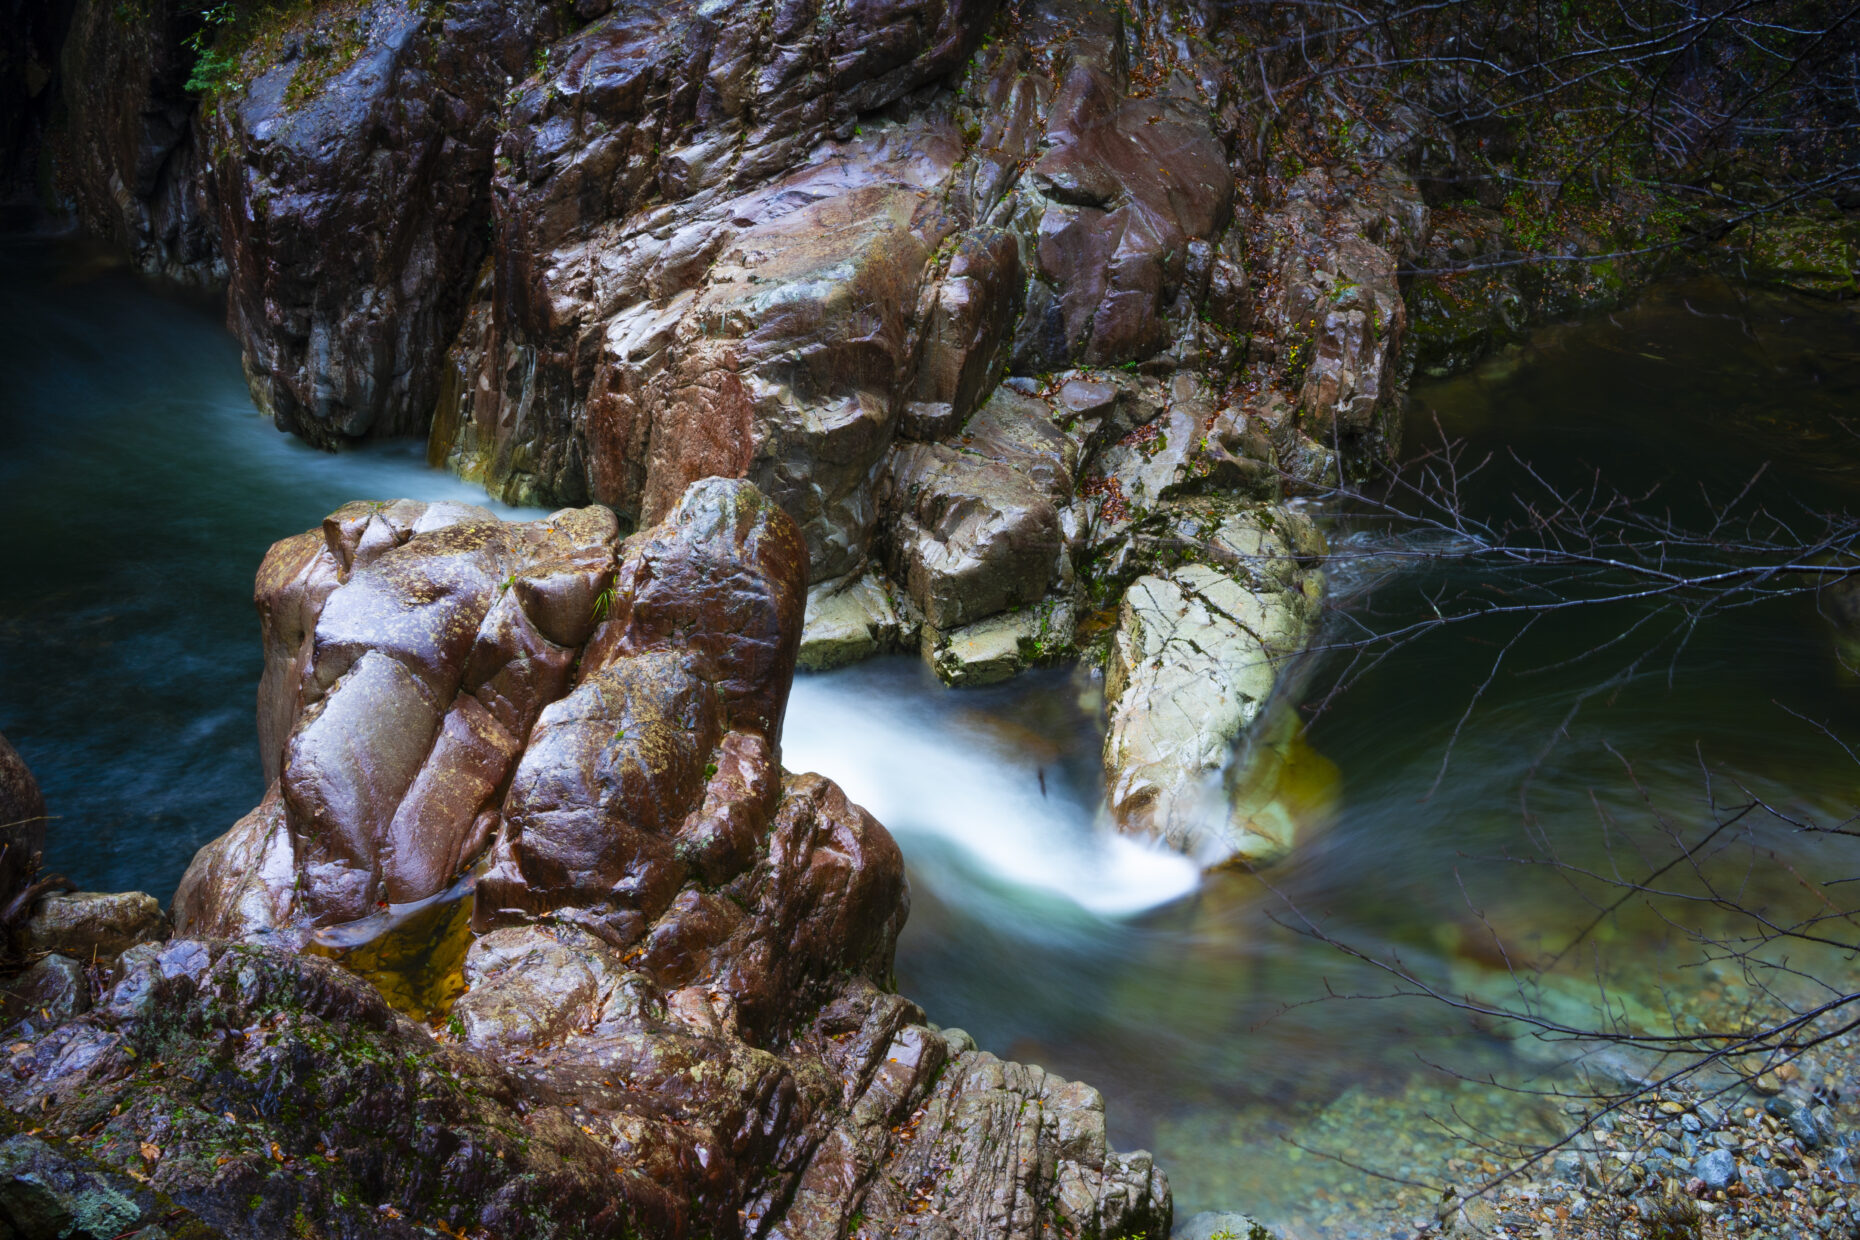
[48, 0, 219, 283]
[39, 0, 1429, 862]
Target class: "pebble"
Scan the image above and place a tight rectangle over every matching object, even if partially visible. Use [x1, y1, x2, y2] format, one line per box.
[1793, 1108, 1825, 1147]
[1694, 1148, 1736, 1190]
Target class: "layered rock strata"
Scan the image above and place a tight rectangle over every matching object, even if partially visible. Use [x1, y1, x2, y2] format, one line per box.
[0, 481, 1175, 1240]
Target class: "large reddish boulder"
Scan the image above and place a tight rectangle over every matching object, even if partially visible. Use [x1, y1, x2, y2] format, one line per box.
[158, 478, 1170, 1239]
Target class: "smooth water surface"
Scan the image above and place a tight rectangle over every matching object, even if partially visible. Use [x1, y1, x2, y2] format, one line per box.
[6, 237, 1860, 1238]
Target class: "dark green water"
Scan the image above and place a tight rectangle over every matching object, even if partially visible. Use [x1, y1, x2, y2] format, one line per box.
[3, 236, 1858, 1237]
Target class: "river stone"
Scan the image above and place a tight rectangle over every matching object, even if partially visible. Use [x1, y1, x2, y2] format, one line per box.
[20, 892, 166, 963]
[1791, 1105, 1824, 1147]
[1104, 509, 1322, 862]
[233, 500, 629, 926]
[1055, 375, 1123, 439]
[1, 953, 90, 1027]
[928, 613, 1029, 687]
[171, 786, 301, 947]
[926, 598, 1076, 687]
[1697, 1147, 1737, 1190]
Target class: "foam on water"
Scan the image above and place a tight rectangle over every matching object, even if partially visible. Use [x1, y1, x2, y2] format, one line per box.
[784, 664, 1200, 918]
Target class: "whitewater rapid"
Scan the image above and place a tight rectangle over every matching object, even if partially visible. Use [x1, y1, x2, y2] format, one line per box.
[783, 661, 1200, 918]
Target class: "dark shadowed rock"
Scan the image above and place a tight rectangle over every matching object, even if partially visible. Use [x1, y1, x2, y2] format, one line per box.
[3, 941, 655, 1239]
[204, 0, 562, 445]
[1, 953, 90, 1028]
[0, 730, 47, 913]
[0, 1121, 225, 1240]
[48, 0, 218, 284]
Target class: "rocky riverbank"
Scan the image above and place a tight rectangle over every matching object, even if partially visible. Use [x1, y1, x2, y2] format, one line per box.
[1422, 1035, 1860, 1240]
[19, 0, 1428, 870]
[33, 0, 1816, 879]
[0, 482, 1170, 1239]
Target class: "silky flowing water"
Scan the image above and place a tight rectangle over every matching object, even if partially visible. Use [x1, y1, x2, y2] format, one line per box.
[4, 234, 1860, 1237]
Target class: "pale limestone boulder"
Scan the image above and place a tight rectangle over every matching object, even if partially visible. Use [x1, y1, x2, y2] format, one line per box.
[798, 570, 913, 671]
[1104, 509, 1322, 863]
[926, 598, 1076, 687]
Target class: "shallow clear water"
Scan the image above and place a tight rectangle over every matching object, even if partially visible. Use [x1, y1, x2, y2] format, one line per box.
[4, 237, 1860, 1237]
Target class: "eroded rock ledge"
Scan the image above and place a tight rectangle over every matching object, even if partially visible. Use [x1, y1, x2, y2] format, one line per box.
[39, 0, 1432, 865]
[2, 481, 1168, 1240]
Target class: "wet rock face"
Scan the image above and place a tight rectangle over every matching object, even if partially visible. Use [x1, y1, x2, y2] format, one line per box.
[148, 478, 1174, 1238]
[444, 0, 996, 528]
[0, 731, 46, 911]
[209, 497, 627, 928]
[205, 0, 562, 445]
[884, 438, 1064, 630]
[181, 480, 811, 935]
[48, 0, 219, 284]
[45, 1, 1427, 878]
[477, 102, 977, 562]
[427, 0, 1261, 561]
[1244, 169, 1420, 473]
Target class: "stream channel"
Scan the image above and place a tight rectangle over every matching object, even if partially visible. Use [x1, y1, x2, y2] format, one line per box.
[3, 234, 1859, 1238]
